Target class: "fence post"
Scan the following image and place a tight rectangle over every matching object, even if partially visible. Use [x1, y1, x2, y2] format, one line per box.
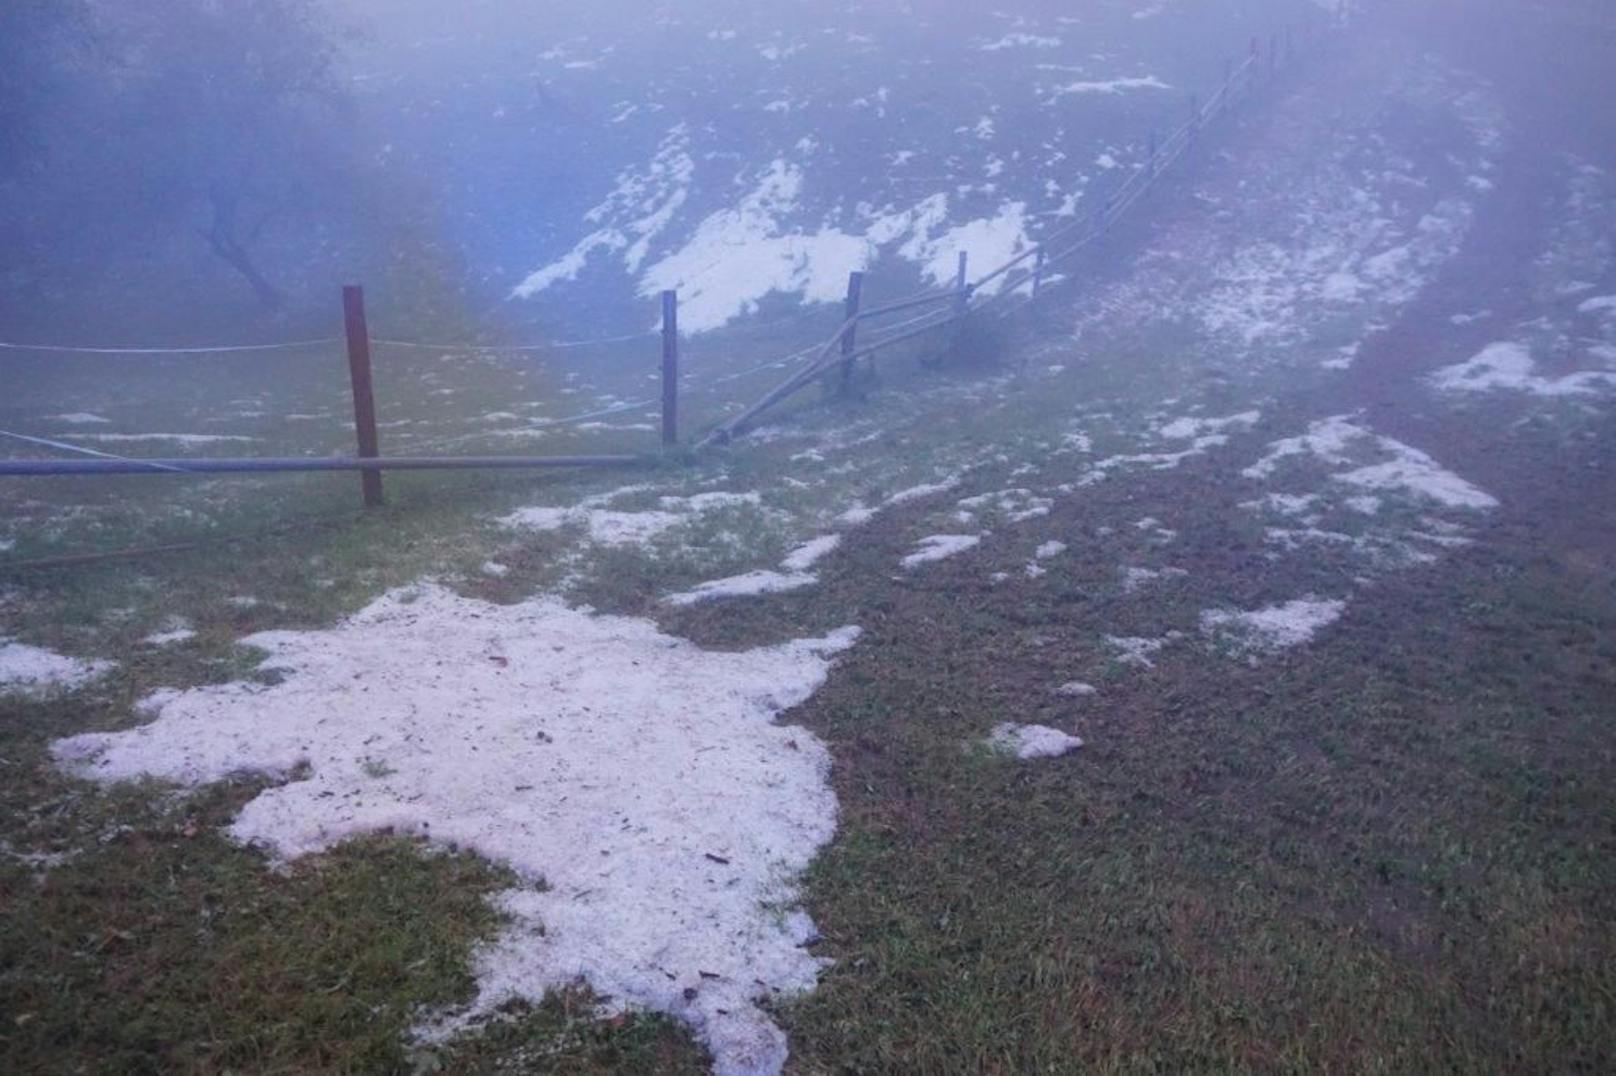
[839, 270, 864, 395]
[661, 290, 678, 447]
[341, 285, 384, 508]
[953, 251, 970, 316]
[1147, 129, 1157, 179]
[1032, 246, 1046, 299]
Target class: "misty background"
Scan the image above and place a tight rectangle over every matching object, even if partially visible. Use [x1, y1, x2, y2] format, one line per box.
[2, 0, 1314, 347]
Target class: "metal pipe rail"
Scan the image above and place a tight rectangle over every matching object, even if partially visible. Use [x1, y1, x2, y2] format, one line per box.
[854, 289, 957, 321]
[848, 308, 960, 362]
[0, 455, 649, 477]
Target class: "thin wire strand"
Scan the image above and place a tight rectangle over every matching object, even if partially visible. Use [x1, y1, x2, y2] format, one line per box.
[0, 338, 340, 356]
[0, 429, 190, 473]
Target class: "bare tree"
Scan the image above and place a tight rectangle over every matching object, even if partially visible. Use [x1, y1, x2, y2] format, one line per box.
[89, 0, 351, 309]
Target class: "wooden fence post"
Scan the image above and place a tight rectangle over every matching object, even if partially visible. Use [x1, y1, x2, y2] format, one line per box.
[1031, 246, 1046, 299]
[341, 285, 384, 508]
[839, 270, 864, 395]
[953, 251, 970, 316]
[661, 290, 678, 447]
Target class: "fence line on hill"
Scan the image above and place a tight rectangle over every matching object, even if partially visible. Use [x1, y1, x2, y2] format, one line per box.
[700, 24, 1314, 444]
[1, 17, 1337, 510]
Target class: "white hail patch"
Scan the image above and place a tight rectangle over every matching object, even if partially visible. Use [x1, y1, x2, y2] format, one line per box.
[1200, 597, 1347, 652]
[52, 585, 860, 1076]
[1048, 75, 1170, 99]
[986, 723, 1083, 760]
[1157, 410, 1261, 440]
[0, 640, 114, 694]
[664, 535, 842, 607]
[500, 494, 743, 549]
[60, 433, 258, 444]
[901, 534, 981, 569]
[664, 570, 817, 606]
[956, 488, 1052, 524]
[142, 624, 197, 647]
[638, 159, 869, 333]
[1243, 415, 1498, 510]
[1429, 341, 1616, 397]
[1105, 634, 1176, 669]
[884, 477, 962, 507]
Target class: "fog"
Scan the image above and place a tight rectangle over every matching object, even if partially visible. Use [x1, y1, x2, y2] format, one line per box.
[3, 0, 1310, 343]
[4, 5, 1616, 1074]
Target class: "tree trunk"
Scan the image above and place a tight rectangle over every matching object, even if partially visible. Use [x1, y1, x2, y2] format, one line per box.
[203, 191, 284, 311]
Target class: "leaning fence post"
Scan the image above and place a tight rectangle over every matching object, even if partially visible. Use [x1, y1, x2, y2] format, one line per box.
[341, 285, 384, 508]
[661, 290, 679, 447]
[953, 251, 970, 316]
[1032, 246, 1046, 299]
[839, 270, 864, 395]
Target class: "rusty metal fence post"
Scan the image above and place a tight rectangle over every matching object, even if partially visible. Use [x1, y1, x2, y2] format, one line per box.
[661, 290, 679, 447]
[839, 270, 864, 394]
[342, 285, 384, 508]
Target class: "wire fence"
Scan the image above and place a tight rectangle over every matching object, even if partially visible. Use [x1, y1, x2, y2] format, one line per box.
[703, 24, 1327, 443]
[3, 16, 1336, 486]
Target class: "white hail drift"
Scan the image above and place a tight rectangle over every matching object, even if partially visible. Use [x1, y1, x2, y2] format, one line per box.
[52, 584, 861, 1076]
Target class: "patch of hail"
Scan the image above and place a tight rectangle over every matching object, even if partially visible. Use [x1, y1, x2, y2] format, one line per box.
[665, 535, 842, 606]
[1429, 341, 1616, 397]
[1076, 412, 1258, 485]
[0, 639, 114, 695]
[1156, 410, 1261, 440]
[956, 488, 1053, 525]
[1105, 634, 1178, 669]
[1243, 414, 1498, 510]
[1200, 597, 1347, 653]
[51, 584, 860, 1076]
[500, 489, 763, 550]
[901, 534, 982, 570]
[986, 723, 1083, 760]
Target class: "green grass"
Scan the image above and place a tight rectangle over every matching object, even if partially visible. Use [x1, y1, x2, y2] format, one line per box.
[738, 437, 1616, 1073]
